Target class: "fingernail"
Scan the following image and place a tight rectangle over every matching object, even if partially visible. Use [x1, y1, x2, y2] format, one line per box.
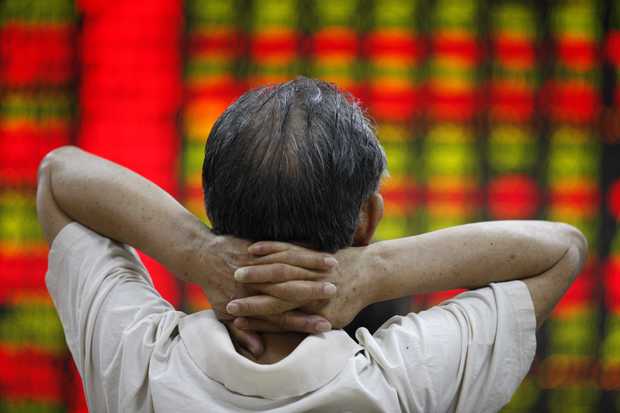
[323, 283, 337, 295]
[249, 244, 264, 254]
[316, 321, 331, 333]
[250, 343, 263, 357]
[324, 257, 338, 267]
[227, 302, 239, 314]
[235, 318, 248, 328]
[234, 268, 248, 281]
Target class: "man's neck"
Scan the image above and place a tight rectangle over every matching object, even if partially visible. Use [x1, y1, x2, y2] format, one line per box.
[234, 332, 308, 364]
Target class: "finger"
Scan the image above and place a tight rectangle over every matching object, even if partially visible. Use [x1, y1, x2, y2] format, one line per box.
[226, 322, 264, 356]
[236, 312, 332, 334]
[226, 295, 298, 316]
[274, 311, 332, 333]
[213, 308, 234, 321]
[249, 250, 338, 271]
[252, 281, 337, 301]
[234, 263, 324, 284]
[248, 241, 293, 256]
[233, 317, 283, 333]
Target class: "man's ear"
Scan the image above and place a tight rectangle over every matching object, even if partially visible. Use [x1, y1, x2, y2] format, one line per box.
[352, 192, 384, 246]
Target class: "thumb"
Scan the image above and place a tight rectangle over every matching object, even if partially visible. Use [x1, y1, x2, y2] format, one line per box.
[226, 322, 264, 357]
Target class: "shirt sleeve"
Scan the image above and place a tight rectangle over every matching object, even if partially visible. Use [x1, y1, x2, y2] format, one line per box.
[45, 223, 180, 412]
[355, 281, 537, 413]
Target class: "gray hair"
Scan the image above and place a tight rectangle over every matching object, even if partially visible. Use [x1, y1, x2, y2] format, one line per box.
[202, 76, 386, 252]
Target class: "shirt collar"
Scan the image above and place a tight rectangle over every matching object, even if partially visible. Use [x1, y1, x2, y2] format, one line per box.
[179, 310, 362, 400]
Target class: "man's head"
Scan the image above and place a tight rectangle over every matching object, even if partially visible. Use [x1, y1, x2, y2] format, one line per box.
[202, 77, 386, 252]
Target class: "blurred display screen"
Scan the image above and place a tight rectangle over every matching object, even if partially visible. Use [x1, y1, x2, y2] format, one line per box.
[1, 0, 620, 412]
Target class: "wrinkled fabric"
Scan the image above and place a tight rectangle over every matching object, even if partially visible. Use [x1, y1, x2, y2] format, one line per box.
[47, 223, 536, 413]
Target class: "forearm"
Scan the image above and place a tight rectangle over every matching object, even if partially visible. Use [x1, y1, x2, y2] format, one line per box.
[522, 243, 584, 327]
[39, 146, 209, 280]
[38, 146, 342, 340]
[365, 220, 586, 304]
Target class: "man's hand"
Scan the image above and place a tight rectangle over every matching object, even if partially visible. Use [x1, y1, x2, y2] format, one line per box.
[185, 233, 254, 322]
[185, 234, 342, 353]
[37, 147, 343, 356]
[229, 221, 589, 332]
[226, 242, 372, 332]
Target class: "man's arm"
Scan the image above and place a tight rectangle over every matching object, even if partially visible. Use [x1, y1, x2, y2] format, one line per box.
[365, 221, 587, 327]
[36, 146, 337, 335]
[230, 220, 587, 328]
[37, 146, 207, 275]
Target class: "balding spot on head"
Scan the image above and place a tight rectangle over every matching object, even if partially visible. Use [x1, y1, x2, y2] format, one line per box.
[202, 76, 387, 252]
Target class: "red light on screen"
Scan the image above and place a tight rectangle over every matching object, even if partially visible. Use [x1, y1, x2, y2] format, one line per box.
[250, 31, 299, 61]
[556, 37, 598, 70]
[605, 257, 620, 313]
[0, 347, 64, 402]
[188, 29, 242, 57]
[0, 24, 75, 86]
[76, 0, 183, 308]
[365, 31, 422, 60]
[433, 32, 481, 63]
[493, 35, 535, 69]
[312, 28, 358, 57]
[488, 175, 539, 219]
[609, 179, 620, 221]
[368, 86, 419, 121]
[381, 179, 417, 215]
[605, 30, 620, 65]
[0, 127, 69, 185]
[0, 255, 48, 302]
[187, 81, 246, 102]
[547, 82, 599, 123]
[428, 89, 480, 122]
[550, 181, 600, 216]
[426, 184, 481, 217]
[490, 83, 535, 122]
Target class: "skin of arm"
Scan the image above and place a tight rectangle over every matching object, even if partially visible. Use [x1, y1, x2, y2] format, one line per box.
[365, 221, 587, 327]
[36, 146, 339, 351]
[229, 220, 587, 329]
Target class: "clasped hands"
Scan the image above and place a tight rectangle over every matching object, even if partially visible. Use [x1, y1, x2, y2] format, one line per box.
[192, 235, 369, 356]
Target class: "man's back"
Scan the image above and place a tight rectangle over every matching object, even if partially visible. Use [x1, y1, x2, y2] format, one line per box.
[47, 222, 537, 412]
[37, 78, 586, 412]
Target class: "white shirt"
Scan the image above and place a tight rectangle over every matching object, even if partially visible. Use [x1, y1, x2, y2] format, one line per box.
[46, 223, 537, 413]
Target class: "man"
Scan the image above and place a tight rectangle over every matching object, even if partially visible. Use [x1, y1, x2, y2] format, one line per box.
[38, 77, 587, 412]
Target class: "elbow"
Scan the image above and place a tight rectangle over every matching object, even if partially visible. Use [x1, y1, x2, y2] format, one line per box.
[41, 145, 82, 166]
[38, 145, 81, 182]
[555, 222, 588, 268]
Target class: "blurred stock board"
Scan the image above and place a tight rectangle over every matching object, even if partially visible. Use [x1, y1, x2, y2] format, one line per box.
[1, 0, 620, 411]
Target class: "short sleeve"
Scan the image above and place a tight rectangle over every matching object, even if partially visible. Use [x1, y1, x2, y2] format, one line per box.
[355, 281, 537, 413]
[46, 223, 179, 411]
